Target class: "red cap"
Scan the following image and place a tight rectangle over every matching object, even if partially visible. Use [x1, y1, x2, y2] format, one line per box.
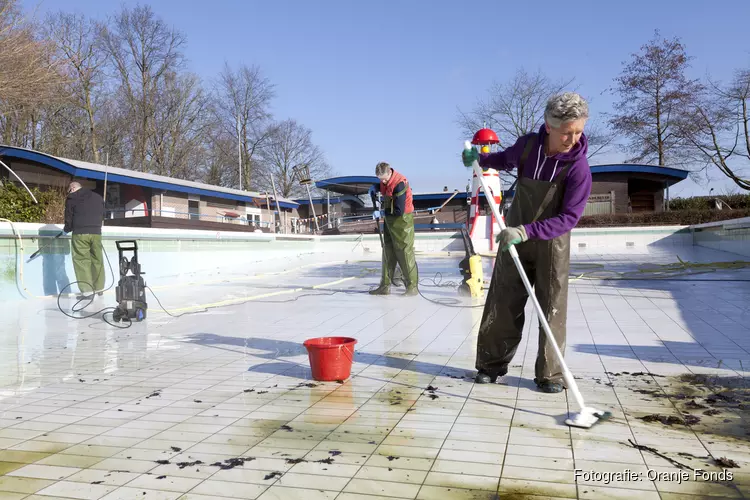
[471, 128, 500, 145]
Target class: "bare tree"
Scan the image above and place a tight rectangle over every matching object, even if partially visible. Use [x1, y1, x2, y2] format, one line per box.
[256, 119, 331, 198]
[95, 98, 128, 167]
[201, 126, 237, 187]
[583, 120, 617, 160]
[677, 69, 750, 191]
[609, 29, 701, 167]
[0, 0, 65, 148]
[457, 67, 612, 189]
[457, 68, 573, 150]
[213, 62, 275, 190]
[100, 4, 185, 172]
[43, 12, 107, 162]
[150, 72, 211, 179]
[34, 101, 90, 157]
[0, 0, 61, 112]
[201, 138, 228, 187]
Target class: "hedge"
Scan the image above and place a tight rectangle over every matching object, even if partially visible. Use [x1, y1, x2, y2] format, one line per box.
[669, 194, 750, 211]
[0, 182, 67, 224]
[578, 209, 750, 227]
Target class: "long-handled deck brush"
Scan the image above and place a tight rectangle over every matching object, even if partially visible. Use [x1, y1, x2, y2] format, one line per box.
[464, 140, 611, 429]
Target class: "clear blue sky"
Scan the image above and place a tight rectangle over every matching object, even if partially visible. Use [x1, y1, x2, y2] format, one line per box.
[23, 0, 750, 197]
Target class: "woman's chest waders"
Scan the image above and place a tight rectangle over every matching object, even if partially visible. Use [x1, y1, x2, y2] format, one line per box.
[475, 138, 573, 386]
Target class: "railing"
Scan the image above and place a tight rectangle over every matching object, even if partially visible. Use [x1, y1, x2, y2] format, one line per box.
[101, 207, 469, 235]
[105, 208, 274, 229]
[104, 208, 361, 234]
[332, 212, 467, 234]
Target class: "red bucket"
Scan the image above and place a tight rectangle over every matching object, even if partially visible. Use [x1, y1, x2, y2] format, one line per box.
[303, 337, 357, 381]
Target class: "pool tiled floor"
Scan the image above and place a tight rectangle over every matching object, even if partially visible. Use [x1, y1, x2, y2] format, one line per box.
[0, 245, 748, 499]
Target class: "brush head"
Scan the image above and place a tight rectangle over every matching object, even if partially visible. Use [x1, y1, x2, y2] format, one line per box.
[565, 408, 612, 429]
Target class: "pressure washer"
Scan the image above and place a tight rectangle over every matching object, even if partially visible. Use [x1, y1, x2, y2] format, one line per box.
[113, 240, 147, 322]
[457, 227, 483, 298]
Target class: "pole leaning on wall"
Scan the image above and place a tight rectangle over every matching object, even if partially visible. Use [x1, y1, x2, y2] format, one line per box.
[269, 176, 283, 233]
[292, 164, 319, 233]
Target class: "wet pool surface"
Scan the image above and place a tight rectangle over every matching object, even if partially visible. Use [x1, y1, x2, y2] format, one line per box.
[0, 246, 749, 499]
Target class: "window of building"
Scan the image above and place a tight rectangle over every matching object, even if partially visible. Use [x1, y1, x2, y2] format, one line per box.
[188, 200, 200, 220]
[245, 207, 262, 226]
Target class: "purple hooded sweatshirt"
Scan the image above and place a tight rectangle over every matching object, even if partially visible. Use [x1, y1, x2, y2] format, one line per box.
[479, 125, 592, 241]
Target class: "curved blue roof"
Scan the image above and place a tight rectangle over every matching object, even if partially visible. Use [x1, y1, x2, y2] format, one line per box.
[0, 146, 300, 209]
[316, 175, 378, 186]
[315, 176, 379, 196]
[590, 164, 688, 184]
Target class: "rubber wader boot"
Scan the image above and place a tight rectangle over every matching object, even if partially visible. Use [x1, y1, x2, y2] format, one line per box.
[474, 369, 507, 384]
[474, 372, 497, 384]
[403, 286, 418, 296]
[369, 284, 390, 295]
[392, 268, 404, 287]
[535, 379, 564, 393]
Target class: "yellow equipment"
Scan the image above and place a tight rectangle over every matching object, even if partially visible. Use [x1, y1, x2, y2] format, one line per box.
[458, 227, 483, 298]
[465, 254, 483, 297]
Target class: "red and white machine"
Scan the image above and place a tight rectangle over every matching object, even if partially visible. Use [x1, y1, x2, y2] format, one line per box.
[467, 128, 504, 252]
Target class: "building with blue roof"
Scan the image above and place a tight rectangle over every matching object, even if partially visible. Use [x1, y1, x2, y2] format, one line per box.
[587, 164, 688, 213]
[0, 145, 300, 233]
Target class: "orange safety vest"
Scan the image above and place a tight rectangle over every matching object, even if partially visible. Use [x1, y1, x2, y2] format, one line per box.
[380, 169, 414, 215]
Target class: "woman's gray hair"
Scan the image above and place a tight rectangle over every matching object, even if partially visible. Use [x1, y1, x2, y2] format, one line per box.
[544, 92, 589, 128]
[375, 162, 390, 177]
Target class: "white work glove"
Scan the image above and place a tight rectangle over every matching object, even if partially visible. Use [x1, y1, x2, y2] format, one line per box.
[372, 210, 383, 220]
[495, 226, 528, 251]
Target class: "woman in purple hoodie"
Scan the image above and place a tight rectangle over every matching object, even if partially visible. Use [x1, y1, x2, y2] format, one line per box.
[462, 92, 592, 393]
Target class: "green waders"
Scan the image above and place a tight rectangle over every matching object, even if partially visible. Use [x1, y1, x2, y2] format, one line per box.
[71, 234, 105, 294]
[475, 136, 573, 386]
[373, 212, 418, 294]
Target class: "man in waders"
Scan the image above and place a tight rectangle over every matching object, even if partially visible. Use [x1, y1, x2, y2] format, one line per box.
[64, 181, 106, 300]
[463, 92, 592, 393]
[369, 162, 419, 296]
